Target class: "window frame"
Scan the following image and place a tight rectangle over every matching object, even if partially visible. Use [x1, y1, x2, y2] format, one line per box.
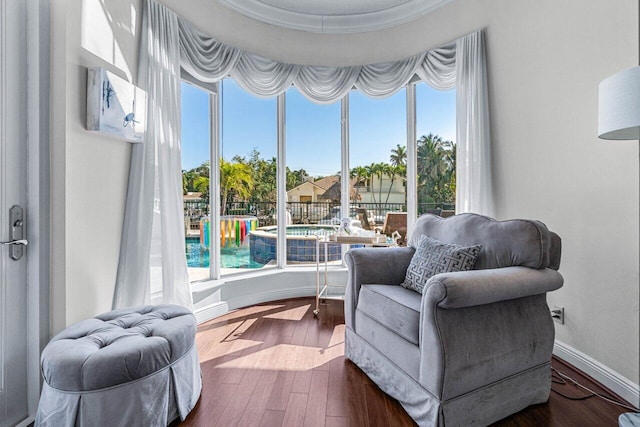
[182, 77, 426, 282]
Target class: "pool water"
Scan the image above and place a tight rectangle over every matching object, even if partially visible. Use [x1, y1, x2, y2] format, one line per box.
[186, 238, 264, 269]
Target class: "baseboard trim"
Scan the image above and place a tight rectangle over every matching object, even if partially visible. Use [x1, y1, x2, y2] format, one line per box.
[554, 340, 639, 408]
[193, 286, 347, 324]
[194, 301, 229, 324]
[225, 286, 345, 312]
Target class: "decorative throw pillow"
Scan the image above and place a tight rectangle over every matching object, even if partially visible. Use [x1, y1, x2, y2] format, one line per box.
[401, 235, 482, 294]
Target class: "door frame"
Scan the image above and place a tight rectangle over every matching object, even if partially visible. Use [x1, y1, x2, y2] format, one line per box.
[0, 0, 45, 424]
[23, 0, 50, 424]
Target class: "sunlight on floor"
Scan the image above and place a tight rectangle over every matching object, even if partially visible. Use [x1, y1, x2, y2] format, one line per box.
[214, 341, 345, 371]
[264, 304, 311, 321]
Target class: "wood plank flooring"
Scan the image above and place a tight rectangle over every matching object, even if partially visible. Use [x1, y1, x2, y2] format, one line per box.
[177, 297, 635, 427]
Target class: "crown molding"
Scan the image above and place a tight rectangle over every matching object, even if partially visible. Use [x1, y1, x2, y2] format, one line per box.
[218, 0, 453, 34]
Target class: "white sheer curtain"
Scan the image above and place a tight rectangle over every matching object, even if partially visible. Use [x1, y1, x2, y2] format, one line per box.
[114, 0, 492, 309]
[455, 31, 493, 216]
[113, 0, 191, 309]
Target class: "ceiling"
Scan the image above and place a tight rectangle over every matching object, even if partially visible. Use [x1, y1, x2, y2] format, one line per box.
[217, 0, 453, 34]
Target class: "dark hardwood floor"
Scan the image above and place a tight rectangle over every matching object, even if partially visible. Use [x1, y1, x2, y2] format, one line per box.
[178, 297, 635, 427]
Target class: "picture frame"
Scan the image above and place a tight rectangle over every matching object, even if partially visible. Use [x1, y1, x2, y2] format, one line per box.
[86, 68, 147, 143]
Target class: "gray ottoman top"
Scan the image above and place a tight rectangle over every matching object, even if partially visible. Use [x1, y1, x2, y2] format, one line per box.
[41, 304, 197, 392]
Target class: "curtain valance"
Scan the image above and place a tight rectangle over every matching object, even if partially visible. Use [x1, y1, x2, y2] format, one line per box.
[178, 17, 455, 104]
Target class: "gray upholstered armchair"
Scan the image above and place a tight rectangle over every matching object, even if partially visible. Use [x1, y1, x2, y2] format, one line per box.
[344, 213, 563, 427]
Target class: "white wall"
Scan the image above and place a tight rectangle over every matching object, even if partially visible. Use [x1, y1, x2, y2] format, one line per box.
[50, 0, 141, 331]
[478, 1, 639, 391]
[52, 0, 639, 390]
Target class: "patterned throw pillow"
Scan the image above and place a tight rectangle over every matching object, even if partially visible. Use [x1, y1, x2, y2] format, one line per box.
[401, 235, 482, 294]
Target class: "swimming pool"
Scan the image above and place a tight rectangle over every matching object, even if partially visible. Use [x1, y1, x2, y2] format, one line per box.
[185, 237, 264, 269]
[250, 225, 341, 265]
[186, 224, 342, 268]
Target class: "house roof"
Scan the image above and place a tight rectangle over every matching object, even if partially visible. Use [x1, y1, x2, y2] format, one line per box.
[287, 175, 339, 194]
[313, 175, 340, 190]
[319, 178, 358, 202]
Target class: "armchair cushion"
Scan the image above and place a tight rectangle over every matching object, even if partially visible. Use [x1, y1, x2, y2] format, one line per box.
[401, 235, 482, 294]
[358, 284, 421, 345]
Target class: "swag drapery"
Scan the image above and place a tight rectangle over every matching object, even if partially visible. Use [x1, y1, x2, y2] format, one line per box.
[113, 0, 492, 309]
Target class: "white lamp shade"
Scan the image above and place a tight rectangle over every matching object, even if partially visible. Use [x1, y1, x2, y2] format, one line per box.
[598, 66, 640, 140]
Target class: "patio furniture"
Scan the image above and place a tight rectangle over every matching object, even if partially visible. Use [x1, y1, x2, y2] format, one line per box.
[344, 213, 563, 426]
[35, 305, 201, 427]
[441, 209, 455, 218]
[382, 211, 407, 245]
[354, 207, 380, 231]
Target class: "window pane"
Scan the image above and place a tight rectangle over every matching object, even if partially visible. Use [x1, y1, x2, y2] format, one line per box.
[181, 81, 211, 282]
[220, 79, 278, 274]
[349, 90, 407, 240]
[285, 88, 341, 265]
[416, 83, 456, 216]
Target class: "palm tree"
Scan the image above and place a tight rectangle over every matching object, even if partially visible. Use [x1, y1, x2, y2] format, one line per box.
[383, 164, 405, 204]
[182, 172, 189, 195]
[220, 159, 254, 215]
[368, 162, 387, 208]
[192, 175, 210, 205]
[350, 166, 368, 203]
[416, 133, 456, 207]
[390, 144, 407, 167]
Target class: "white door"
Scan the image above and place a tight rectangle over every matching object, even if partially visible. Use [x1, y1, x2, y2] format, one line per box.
[0, 0, 30, 425]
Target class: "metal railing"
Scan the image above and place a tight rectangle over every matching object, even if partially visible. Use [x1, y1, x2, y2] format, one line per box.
[184, 199, 455, 228]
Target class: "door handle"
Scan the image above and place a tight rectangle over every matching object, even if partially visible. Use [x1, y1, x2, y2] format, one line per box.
[5, 205, 25, 260]
[0, 239, 28, 246]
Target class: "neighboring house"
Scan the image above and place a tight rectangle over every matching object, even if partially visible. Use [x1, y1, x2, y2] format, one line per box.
[287, 176, 339, 203]
[183, 191, 203, 202]
[318, 177, 358, 203]
[183, 192, 206, 214]
[287, 173, 406, 205]
[354, 174, 406, 204]
[287, 176, 341, 222]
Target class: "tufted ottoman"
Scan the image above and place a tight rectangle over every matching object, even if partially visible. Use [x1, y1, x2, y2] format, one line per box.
[35, 305, 201, 427]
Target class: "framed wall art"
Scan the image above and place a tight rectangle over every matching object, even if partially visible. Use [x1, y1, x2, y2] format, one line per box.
[86, 68, 147, 143]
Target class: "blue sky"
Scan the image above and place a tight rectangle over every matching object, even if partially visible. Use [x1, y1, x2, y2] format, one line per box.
[181, 79, 455, 175]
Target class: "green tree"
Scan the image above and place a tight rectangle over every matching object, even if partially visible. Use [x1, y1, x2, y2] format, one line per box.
[416, 133, 455, 206]
[390, 144, 407, 167]
[193, 175, 210, 205]
[239, 150, 275, 205]
[366, 162, 388, 207]
[287, 168, 308, 190]
[182, 161, 210, 195]
[220, 159, 253, 215]
[349, 166, 369, 203]
[383, 163, 406, 204]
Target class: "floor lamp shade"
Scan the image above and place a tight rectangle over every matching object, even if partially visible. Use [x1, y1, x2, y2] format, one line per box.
[598, 66, 640, 140]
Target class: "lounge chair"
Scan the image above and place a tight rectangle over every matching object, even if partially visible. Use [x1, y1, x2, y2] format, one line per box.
[355, 208, 381, 232]
[382, 212, 407, 245]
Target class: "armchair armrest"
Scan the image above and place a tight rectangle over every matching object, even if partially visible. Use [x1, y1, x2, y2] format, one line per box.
[418, 266, 563, 399]
[425, 266, 564, 309]
[345, 247, 414, 286]
[344, 247, 414, 329]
